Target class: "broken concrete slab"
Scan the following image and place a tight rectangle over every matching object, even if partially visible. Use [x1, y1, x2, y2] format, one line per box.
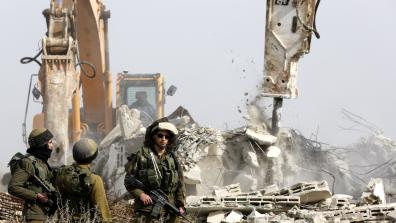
[99, 124, 121, 149]
[266, 145, 281, 158]
[245, 128, 277, 146]
[213, 184, 242, 197]
[207, 210, 226, 223]
[224, 210, 244, 223]
[277, 181, 332, 204]
[260, 184, 280, 195]
[232, 173, 258, 192]
[186, 194, 300, 214]
[289, 203, 396, 222]
[183, 165, 202, 184]
[329, 194, 353, 210]
[117, 106, 144, 140]
[307, 213, 327, 223]
[386, 210, 396, 220]
[243, 146, 260, 168]
[247, 209, 269, 223]
[361, 178, 386, 205]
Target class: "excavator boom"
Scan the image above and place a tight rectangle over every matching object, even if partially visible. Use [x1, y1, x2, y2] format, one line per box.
[37, 0, 112, 164]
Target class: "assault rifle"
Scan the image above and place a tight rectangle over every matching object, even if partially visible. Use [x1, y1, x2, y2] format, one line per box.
[125, 175, 192, 223]
[29, 174, 58, 215]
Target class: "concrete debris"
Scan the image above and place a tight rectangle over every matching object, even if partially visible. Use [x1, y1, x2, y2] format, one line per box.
[183, 164, 202, 184]
[186, 181, 396, 222]
[329, 194, 353, 210]
[260, 184, 280, 195]
[267, 213, 294, 223]
[99, 124, 122, 149]
[266, 146, 281, 158]
[276, 181, 332, 204]
[117, 106, 144, 140]
[243, 146, 260, 168]
[169, 115, 195, 129]
[361, 178, 386, 205]
[245, 127, 277, 146]
[92, 106, 396, 223]
[306, 213, 327, 223]
[175, 126, 221, 172]
[247, 209, 269, 223]
[186, 194, 300, 214]
[207, 210, 226, 223]
[99, 105, 144, 149]
[387, 210, 396, 220]
[213, 183, 242, 197]
[288, 203, 396, 222]
[224, 210, 244, 223]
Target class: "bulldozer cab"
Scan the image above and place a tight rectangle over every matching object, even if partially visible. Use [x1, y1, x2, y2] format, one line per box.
[116, 72, 165, 126]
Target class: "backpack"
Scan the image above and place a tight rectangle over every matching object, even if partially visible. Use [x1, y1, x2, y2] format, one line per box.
[8, 152, 26, 174]
[54, 164, 92, 196]
[54, 164, 96, 216]
[8, 152, 53, 186]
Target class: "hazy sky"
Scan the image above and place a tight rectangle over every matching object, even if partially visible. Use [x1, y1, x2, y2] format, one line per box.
[0, 0, 395, 171]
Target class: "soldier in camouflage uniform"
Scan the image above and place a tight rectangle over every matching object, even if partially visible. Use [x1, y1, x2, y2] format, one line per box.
[124, 119, 186, 223]
[54, 138, 112, 222]
[8, 128, 56, 223]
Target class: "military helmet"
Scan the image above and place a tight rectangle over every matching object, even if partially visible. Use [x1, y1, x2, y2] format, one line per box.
[151, 122, 178, 136]
[72, 138, 98, 164]
[28, 128, 53, 148]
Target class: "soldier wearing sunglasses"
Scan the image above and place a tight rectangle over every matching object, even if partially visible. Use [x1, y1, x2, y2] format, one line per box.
[124, 118, 186, 223]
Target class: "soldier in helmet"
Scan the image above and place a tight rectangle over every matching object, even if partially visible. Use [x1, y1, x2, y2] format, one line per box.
[124, 118, 186, 223]
[8, 128, 56, 223]
[54, 138, 112, 222]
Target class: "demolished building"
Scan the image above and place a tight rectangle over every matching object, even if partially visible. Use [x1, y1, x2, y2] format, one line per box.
[1, 105, 396, 222]
[94, 105, 396, 203]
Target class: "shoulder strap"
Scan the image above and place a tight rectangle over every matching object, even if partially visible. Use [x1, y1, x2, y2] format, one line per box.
[169, 151, 180, 171]
[25, 154, 41, 176]
[142, 146, 151, 156]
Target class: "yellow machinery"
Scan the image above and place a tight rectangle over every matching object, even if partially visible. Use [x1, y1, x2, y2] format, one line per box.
[21, 0, 166, 164]
[116, 72, 165, 122]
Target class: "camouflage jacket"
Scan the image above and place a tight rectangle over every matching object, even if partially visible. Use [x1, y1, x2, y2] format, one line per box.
[124, 146, 186, 213]
[8, 154, 54, 220]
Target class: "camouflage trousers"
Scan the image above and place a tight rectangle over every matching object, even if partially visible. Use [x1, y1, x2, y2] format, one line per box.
[133, 211, 181, 223]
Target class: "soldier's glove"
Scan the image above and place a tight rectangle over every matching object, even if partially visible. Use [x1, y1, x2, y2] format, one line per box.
[36, 193, 49, 203]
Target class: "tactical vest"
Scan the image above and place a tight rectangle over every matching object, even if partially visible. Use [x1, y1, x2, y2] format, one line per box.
[9, 152, 55, 193]
[136, 147, 180, 194]
[54, 164, 93, 212]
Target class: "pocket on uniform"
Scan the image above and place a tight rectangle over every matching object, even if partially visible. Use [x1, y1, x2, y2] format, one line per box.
[147, 169, 161, 188]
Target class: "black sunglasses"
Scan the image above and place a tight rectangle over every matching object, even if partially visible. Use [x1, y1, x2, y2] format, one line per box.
[156, 133, 171, 140]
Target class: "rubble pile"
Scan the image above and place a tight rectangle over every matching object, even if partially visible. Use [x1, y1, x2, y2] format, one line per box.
[92, 105, 396, 208]
[175, 127, 222, 171]
[186, 180, 396, 223]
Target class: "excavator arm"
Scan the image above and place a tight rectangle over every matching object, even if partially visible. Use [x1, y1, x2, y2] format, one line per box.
[36, 0, 112, 164]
